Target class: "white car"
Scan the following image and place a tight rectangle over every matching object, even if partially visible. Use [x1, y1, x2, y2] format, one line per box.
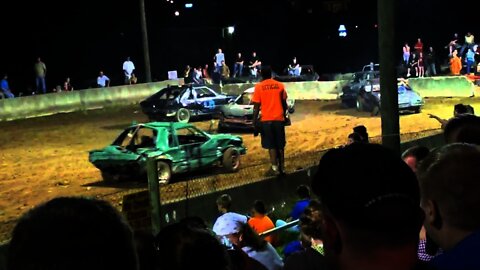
[218, 87, 295, 130]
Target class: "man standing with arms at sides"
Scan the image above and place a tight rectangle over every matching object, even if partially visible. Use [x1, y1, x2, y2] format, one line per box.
[34, 57, 47, 94]
[214, 48, 225, 74]
[252, 66, 289, 176]
[122, 57, 135, 85]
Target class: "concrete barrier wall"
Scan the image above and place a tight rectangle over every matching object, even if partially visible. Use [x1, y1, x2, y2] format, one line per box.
[0, 76, 475, 122]
[408, 76, 474, 97]
[221, 81, 347, 100]
[0, 80, 180, 121]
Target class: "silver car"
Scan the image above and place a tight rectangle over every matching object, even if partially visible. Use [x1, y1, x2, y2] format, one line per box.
[218, 87, 295, 130]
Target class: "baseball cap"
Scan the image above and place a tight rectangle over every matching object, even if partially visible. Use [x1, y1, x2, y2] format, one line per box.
[311, 143, 420, 229]
[212, 212, 248, 236]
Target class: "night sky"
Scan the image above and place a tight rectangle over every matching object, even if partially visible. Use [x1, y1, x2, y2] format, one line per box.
[0, 0, 476, 93]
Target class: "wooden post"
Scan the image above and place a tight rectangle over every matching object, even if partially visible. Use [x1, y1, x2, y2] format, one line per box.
[377, 0, 400, 155]
[147, 157, 161, 235]
[139, 0, 152, 82]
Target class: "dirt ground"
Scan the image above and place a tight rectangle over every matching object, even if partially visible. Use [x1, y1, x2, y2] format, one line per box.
[1, 96, 480, 241]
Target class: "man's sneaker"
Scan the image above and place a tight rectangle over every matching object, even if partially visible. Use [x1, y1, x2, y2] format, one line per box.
[265, 167, 280, 177]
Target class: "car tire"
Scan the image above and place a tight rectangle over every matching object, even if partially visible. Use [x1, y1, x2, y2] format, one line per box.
[101, 170, 121, 183]
[222, 147, 240, 172]
[414, 107, 421, 114]
[288, 107, 295, 114]
[157, 161, 172, 185]
[176, 108, 191, 123]
[356, 96, 364, 112]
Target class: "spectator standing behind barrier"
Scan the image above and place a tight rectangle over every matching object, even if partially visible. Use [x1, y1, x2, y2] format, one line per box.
[214, 48, 225, 74]
[252, 66, 289, 176]
[63, 77, 74, 91]
[7, 196, 138, 270]
[425, 47, 437, 77]
[249, 51, 262, 79]
[450, 49, 462, 75]
[233, 52, 244, 78]
[123, 57, 135, 84]
[1, 74, 15, 98]
[417, 143, 480, 270]
[311, 143, 425, 270]
[97, 70, 110, 87]
[34, 57, 47, 94]
[288, 57, 301, 77]
[460, 32, 475, 57]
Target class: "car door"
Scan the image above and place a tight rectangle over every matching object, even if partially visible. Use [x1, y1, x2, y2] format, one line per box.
[172, 126, 216, 170]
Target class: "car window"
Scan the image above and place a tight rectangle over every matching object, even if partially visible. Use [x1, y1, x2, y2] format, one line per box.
[195, 87, 217, 98]
[113, 127, 138, 148]
[152, 88, 181, 100]
[176, 127, 208, 145]
[132, 128, 157, 148]
[237, 92, 253, 105]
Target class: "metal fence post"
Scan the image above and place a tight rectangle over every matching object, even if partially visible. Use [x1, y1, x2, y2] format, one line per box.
[147, 157, 162, 235]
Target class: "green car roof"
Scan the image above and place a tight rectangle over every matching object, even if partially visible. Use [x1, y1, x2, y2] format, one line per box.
[134, 121, 193, 130]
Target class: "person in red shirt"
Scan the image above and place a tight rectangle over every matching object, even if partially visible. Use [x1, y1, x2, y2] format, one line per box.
[252, 66, 289, 176]
[414, 38, 424, 54]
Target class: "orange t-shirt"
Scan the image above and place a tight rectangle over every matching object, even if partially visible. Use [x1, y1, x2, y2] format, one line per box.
[248, 215, 275, 243]
[251, 79, 287, 122]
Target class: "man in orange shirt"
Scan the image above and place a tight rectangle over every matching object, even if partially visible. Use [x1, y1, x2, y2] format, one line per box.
[252, 66, 288, 176]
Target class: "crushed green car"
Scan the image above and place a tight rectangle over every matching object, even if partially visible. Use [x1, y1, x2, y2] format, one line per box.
[89, 122, 247, 184]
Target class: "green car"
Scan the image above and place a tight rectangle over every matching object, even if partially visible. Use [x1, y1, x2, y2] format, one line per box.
[89, 122, 247, 184]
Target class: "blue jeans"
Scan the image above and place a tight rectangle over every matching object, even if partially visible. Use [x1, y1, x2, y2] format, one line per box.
[233, 63, 243, 77]
[36, 76, 46, 93]
[427, 63, 436, 76]
[288, 68, 301, 76]
[2, 89, 14, 98]
[467, 60, 475, 74]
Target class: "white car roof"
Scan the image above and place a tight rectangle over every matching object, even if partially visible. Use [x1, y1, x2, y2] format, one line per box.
[244, 87, 255, 94]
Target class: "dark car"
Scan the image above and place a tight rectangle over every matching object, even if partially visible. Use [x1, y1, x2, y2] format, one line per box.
[342, 70, 424, 114]
[89, 122, 247, 184]
[140, 84, 235, 123]
[341, 70, 381, 108]
[274, 65, 320, 82]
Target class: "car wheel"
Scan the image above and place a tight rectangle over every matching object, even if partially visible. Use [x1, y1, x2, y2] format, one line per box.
[157, 161, 172, 185]
[414, 106, 421, 114]
[356, 96, 364, 112]
[101, 170, 121, 183]
[176, 108, 191, 123]
[222, 147, 240, 172]
[288, 107, 295, 114]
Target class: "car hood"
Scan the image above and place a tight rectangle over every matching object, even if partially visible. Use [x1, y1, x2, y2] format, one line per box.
[399, 89, 423, 104]
[221, 99, 295, 117]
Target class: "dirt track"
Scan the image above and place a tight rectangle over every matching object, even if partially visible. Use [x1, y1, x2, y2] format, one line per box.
[1, 96, 479, 241]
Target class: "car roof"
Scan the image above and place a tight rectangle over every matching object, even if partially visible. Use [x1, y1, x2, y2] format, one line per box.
[132, 122, 193, 130]
[244, 87, 255, 94]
